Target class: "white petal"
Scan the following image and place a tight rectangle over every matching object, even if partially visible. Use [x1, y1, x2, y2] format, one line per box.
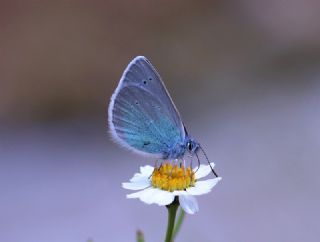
[179, 195, 199, 214]
[127, 187, 174, 206]
[186, 177, 222, 196]
[130, 172, 149, 183]
[122, 179, 150, 190]
[126, 165, 153, 184]
[172, 190, 188, 196]
[140, 165, 154, 176]
[194, 162, 216, 179]
[151, 189, 175, 206]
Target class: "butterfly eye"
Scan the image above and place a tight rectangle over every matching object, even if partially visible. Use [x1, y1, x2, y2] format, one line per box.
[188, 142, 193, 151]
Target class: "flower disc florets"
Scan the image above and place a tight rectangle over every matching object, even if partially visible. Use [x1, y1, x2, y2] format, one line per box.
[151, 163, 195, 192]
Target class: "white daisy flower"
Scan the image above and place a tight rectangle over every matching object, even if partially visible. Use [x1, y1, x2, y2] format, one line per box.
[122, 162, 222, 214]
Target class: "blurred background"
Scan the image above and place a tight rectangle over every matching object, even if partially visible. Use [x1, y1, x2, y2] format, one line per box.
[1, 1, 320, 242]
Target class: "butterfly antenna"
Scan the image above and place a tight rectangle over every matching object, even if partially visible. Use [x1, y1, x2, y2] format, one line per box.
[199, 145, 219, 177]
[195, 152, 201, 173]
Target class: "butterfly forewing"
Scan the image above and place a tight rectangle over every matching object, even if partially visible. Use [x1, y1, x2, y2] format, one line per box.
[108, 56, 185, 158]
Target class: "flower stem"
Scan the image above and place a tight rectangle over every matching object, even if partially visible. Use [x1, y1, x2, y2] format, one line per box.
[172, 208, 185, 240]
[165, 199, 179, 242]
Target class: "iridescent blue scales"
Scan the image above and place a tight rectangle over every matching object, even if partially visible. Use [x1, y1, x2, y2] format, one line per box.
[108, 56, 200, 159]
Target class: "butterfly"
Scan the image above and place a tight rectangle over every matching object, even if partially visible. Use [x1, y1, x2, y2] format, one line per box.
[108, 56, 218, 177]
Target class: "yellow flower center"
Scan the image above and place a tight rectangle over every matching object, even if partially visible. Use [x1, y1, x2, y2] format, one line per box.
[151, 162, 196, 192]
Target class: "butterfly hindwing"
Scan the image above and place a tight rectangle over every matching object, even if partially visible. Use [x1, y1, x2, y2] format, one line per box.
[108, 56, 185, 158]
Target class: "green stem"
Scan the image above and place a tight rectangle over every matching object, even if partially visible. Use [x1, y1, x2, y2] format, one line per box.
[165, 200, 179, 242]
[172, 208, 185, 240]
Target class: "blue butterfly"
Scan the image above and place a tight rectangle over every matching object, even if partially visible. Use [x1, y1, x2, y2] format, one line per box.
[108, 56, 218, 177]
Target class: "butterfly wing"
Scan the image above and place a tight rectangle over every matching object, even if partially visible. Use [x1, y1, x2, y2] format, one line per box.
[108, 56, 185, 158]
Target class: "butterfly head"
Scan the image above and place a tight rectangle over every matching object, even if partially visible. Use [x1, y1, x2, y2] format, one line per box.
[186, 138, 200, 155]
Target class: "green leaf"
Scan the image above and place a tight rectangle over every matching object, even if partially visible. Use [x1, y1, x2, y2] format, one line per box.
[136, 230, 145, 242]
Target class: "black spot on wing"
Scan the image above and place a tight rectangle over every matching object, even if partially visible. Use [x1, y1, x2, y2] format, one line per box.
[142, 141, 151, 147]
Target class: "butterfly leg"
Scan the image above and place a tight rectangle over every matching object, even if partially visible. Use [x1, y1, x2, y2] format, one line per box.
[149, 159, 160, 179]
[189, 154, 193, 171]
[154, 159, 159, 169]
[168, 159, 178, 176]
